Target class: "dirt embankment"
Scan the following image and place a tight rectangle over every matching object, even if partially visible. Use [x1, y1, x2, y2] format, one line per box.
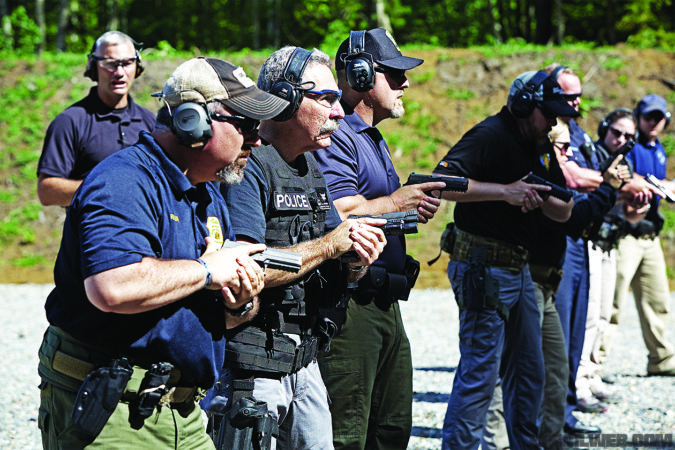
[4, 47, 675, 287]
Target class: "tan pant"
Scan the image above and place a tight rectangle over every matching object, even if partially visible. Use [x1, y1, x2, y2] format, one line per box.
[577, 244, 615, 399]
[609, 235, 675, 373]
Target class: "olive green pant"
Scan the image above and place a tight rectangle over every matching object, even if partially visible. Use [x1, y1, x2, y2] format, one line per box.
[37, 325, 214, 449]
[318, 298, 413, 450]
[39, 380, 214, 449]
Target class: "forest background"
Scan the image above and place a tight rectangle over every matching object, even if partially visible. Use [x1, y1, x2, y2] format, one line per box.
[1, 0, 675, 288]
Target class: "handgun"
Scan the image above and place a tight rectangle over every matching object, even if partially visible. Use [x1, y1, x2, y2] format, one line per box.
[348, 210, 419, 236]
[403, 173, 469, 195]
[522, 173, 573, 202]
[223, 240, 302, 273]
[645, 174, 675, 203]
[598, 138, 635, 174]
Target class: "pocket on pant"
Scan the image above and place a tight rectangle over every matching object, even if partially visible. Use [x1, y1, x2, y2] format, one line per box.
[318, 357, 361, 436]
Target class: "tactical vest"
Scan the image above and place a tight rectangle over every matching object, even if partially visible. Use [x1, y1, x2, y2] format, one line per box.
[249, 146, 334, 335]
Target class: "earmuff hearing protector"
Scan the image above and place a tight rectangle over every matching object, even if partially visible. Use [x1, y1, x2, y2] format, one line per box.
[84, 40, 145, 82]
[597, 108, 634, 140]
[344, 31, 375, 92]
[550, 64, 568, 81]
[510, 71, 550, 119]
[268, 47, 313, 122]
[172, 102, 213, 147]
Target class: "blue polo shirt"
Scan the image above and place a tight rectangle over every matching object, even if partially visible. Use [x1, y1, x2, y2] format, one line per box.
[313, 105, 407, 275]
[38, 87, 155, 180]
[628, 137, 667, 212]
[45, 131, 233, 387]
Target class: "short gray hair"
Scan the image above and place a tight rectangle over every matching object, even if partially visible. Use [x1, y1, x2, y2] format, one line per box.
[92, 31, 136, 56]
[257, 46, 331, 92]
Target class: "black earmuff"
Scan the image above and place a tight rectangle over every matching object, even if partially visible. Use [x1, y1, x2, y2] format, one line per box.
[510, 71, 550, 119]
[172, 102, 213, 146]
[597, 108, 634, 140]
[84, 41, 145, 82]
[268, 47, 313, 122]
[344, 31, 375, 92]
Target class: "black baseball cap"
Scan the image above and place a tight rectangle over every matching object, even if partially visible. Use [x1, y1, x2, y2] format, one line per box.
[335, 28, 423, 71]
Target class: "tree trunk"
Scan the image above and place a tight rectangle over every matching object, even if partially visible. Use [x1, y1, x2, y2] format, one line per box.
[534, 0, 552, 44]
[107, 0, 119, 31]
[56, 0, 70, 52]
[1, 0, 11, 48]
[554, 0, 563, 44]
[252, 0, 259, 50]
[487, 0, 502, 44]
[375, 0, 391, 31]
[36, 0, 45, 53]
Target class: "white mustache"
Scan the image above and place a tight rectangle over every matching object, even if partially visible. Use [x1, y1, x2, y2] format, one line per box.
[319, 119, 340, 135]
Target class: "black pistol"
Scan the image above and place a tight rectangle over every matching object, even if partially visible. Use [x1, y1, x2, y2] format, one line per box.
[348, 210, 419, 236]
[403, 173, 469, 196]
[522, 173, 573, 202]
[598, 138, 635, 174]
[223, 240, 302, 273]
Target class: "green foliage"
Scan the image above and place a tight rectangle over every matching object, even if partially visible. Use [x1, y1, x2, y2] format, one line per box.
[0, 203, 40, 245]
[600, 55, 625, 71]
[626, 28, 675, 49]
[445, 88, 475, 100]
[0, 6, 42, 55]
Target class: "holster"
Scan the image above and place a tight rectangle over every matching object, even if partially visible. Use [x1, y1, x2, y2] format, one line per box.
[458, 262, 509, 321]
[211, 397, 279, 450]
[354, 255, 420, 305]
[71, 358, 133, 438]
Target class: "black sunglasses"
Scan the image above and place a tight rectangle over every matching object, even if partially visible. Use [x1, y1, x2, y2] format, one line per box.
[210, 113, 260, 134]
[608, 127, 635, 140]
[374, 66, 407, 82]
[563, 92, 582, 102]
[642, 111, 665, 122]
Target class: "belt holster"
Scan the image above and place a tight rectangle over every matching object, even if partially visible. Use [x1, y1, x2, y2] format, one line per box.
[211, 396, 279, 450]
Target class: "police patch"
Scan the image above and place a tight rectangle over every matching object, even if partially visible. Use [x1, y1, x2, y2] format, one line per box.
[313, 187, 331, 211]
[273, 188, 312, 211]
[207, 217, 224, 245]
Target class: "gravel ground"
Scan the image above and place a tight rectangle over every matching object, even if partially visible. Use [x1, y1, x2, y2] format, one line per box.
[1, 284, 674, 449]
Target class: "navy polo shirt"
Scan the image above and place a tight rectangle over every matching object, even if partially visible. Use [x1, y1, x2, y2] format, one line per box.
[568, 119, 599, 170]
[45, 131, 233, 388]
[222, 150, 342, 243]
[314, 105, 407, 275]
[38, 87, 155, 180]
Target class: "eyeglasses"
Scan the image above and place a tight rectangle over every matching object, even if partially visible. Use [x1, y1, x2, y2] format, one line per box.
[210, 113, 260, 134]
[563, 92, 582, 102]
[642, 111, 665, 122]
[92, 56, 137, 72]
[305, 89, 342, 108]
[553, 141, 571, 151]
[374, 66, 407, 82]
[608, 127, 635, 140]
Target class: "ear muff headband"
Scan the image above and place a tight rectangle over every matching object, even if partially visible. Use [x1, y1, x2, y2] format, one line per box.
[597, 107, 634, 141]
[550, 65, 568, 81]
[268, 47, 313, 122]
[344, 30, 375, 92]
[510, 71, 550, 119]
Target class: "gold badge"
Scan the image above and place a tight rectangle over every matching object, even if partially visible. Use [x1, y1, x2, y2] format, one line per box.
[207, 217, 224, 245]
[541, 153, 550, 171]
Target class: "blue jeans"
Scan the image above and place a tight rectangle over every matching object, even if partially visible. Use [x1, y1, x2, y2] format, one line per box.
[442, 262, 544, 450]
[555, 236, 589, 427]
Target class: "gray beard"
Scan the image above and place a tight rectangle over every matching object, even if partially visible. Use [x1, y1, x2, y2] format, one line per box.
[216, 162, 244, 185]
[391, 102, 405, 119]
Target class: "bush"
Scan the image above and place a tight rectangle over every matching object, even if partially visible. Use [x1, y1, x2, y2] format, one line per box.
[0, 6, 41, 55]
